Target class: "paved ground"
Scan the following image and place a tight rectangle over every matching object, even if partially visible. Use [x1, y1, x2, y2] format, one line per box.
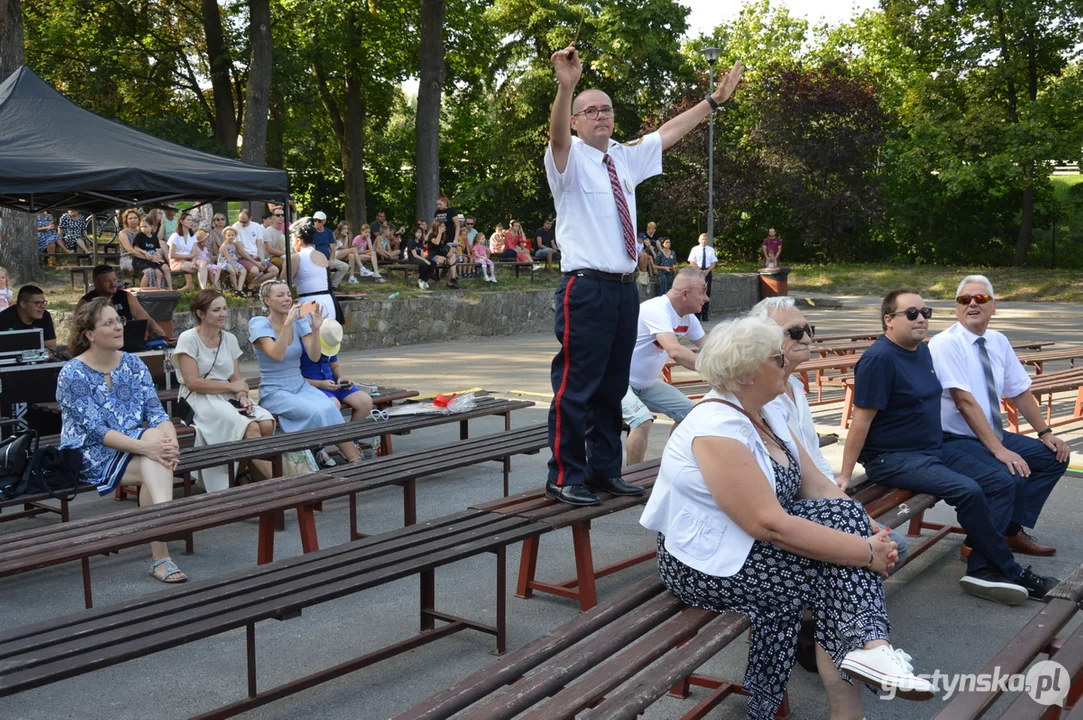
[3, 295, 1082, 719]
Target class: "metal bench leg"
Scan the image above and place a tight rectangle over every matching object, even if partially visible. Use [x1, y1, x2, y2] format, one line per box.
[572, 522, 598, 611]
[81, 556, 94, 609]
[296, 504, 319, 554]
[256, 512, 275, 565]
[494, 545, 506, 655]
[516, 536, 540, 599]
[246, 622, 258, 698]
[420, 568, 435, 632]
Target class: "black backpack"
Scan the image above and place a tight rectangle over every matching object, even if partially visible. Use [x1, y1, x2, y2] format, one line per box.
[0, 430, 83, 502]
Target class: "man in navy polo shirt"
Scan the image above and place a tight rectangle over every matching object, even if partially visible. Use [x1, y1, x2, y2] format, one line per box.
[543, 42, 744, 505]
[839, 288, 1058, 604]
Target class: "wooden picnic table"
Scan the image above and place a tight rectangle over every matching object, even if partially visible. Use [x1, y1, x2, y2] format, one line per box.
[810, 331, 880, 343]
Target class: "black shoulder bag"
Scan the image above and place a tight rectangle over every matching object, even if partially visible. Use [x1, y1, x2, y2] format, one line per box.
[174, 340, 223, 426]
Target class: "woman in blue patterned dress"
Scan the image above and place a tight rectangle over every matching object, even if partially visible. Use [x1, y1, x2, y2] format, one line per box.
[36, 209, 62, 254]
[654, 237, 676, 296]
[57, 298, 188, 583]
[248, 280, 362, 463]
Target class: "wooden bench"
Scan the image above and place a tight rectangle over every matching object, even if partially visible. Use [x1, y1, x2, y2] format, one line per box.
[1005, 366, 1083, 433]
[932, 564, 1083, 719]
[393, 575, 778, 720]
[68, 265, 94, 289]
[0, 507, 552, 717]
[0, 423, 549, 609]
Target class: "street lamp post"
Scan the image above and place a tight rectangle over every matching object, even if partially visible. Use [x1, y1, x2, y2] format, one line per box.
[701, 46, 719, 244]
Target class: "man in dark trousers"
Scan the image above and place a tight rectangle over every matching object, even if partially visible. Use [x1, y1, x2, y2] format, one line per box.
[543, 42, 743, 505]
[687, 232, 718, 321]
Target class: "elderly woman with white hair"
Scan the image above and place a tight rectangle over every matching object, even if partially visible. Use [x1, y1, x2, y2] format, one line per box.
[640, 314, 933, 719]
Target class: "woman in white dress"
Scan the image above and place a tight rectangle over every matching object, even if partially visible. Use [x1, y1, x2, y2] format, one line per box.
[290, 217, 337, 320]
[173, 289, 275, 491]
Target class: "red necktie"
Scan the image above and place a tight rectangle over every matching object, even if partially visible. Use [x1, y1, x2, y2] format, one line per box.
[603, 154, 637, 259]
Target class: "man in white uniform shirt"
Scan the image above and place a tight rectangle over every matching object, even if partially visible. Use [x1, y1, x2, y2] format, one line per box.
[929, 274, 1069, 559]
[687, 233, 718, 321]
[543, 40, 744, 505]
[625, 268, 708, 423]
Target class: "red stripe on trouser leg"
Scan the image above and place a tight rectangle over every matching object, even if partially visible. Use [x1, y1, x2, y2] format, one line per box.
[552, 276, 577, 486]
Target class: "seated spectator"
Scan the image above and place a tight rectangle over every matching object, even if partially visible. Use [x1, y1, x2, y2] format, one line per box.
[503, 220, 531, 262]
[654, 237, 676, 296]
[130, 216, 169, 289]
[534, 217, 560, 271]
[262, 210, 286, 272]
[77, 265, 168, 340]
[0, 266, 12, 311]
[233, 208, 279, 290]
[167, 212, 206, 291]
[174, 290, 275, 490]
[0, 284, 59, 357]
[626, 268, 708, 424]
[407, 226, 436, 291]
[426, 221, 459, 289]
[290, 218, 337, 319]
[194, 231, 222, 288]
[158, 207, 179, 242]
[217, 227, 249, 295]
[620, 388, 654, 466]
[300, 318, 374, 423]
[489, 223, 507, 255]
[930, 275, 1068, 561]
[333, 221, 362, 283]
[644, 220, 661, 254]
[640, 315, 933, 719]
[390, 227, 404, 257]
[840, 288, 1058, 604]
[372, 225, 397, 264]
[208, 212, 228, 257]
[36, 208, 62, 255]
[464, 215, 478, 243]
[472, 233, 496, 283]
[248, 280, 361, 463]
[116, 207, 143, 279]
[59, 209, 92, 254]
[370, 209, 395, 240]
[352, 224, 380, 275]
[57, 298, 187, 583]
[311, 211, 349, 288]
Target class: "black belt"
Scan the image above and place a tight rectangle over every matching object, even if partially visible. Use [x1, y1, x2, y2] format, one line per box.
[565, 269, 639, 284]
[298, 289, 331, 298]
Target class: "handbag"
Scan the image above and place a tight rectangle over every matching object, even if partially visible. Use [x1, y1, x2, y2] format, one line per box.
[0, 430, 37, 499]
[174, 339, 223, 426]
[21, 446, 83, 501]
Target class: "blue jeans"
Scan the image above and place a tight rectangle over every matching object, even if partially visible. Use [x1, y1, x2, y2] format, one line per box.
[943, 431, 1066, 529]
[629, 381, 695, 423]
[864, 448, 1023, 581]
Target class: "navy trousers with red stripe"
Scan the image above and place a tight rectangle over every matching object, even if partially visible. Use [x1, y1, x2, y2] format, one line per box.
[548, 274, 640, 486]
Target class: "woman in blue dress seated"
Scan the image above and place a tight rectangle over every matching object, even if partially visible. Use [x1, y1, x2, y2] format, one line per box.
[57, 298, 187, 583]
[249, 280, 362, 463]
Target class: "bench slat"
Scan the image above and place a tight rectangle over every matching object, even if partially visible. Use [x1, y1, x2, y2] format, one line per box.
[999, 620, 1083, 719]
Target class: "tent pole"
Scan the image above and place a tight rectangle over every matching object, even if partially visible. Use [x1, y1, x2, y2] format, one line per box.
[91, 213, 98, 280]
[284, 200, 292, 293]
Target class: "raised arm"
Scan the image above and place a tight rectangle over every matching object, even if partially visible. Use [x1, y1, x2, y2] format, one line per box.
[657, 61, 744, 151]
[548, 45, 582, 174]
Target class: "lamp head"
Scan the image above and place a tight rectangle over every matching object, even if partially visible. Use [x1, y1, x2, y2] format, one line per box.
[702, 46, 720, 64]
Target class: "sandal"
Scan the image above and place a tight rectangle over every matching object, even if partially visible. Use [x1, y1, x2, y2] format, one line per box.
[150, 557, 188, 584]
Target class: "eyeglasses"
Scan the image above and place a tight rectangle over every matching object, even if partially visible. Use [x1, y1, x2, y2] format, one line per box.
[768, 350, 786, 368]
[888, 307, 933, 321]
[97, 316, 127, 330]
[784, 324, 815, 341]
[24, 299, 48, 308]
[273, 213, 284, 217]
[214, 217, 225, 222]
[956, 293, 991, 305]
[573, 106, 615, 120]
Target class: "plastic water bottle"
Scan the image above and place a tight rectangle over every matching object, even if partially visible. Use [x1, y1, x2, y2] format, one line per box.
[387, 292, 401, 300]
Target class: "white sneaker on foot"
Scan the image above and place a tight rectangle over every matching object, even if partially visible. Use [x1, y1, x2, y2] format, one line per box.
[840, 645, 934, 700]
[359, 267, 376, 277]
[347, 275, 359, 284]
[418, 279, 426, 290]
[532, 263, 543, 271]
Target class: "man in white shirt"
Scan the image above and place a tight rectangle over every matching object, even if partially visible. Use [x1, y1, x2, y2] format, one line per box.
[261, 210, 286, 272]
[929, 274, 1069, 559]
[232, 208, 278, 284]
[543, 41, 743, 506]
[626, 268, 708, 423]
[687, 233, 718, 321]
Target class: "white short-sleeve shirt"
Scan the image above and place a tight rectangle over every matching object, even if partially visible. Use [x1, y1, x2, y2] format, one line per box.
[628, 295, 704, 389]
[544, 132, 663, 274]
[232, 221, 264, 258]
[929, 322, 1031, 437]
[687, 245, 718, 270]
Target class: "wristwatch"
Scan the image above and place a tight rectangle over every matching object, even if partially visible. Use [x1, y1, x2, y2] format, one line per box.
[1037, 428, 1053, 438]
[705, 95, 720, 110]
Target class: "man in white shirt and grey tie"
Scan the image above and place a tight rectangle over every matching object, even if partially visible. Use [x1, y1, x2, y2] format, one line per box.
[929, 274, 1069, 560]
[687, 233, 718, 321]
[543, 41, 743, 505]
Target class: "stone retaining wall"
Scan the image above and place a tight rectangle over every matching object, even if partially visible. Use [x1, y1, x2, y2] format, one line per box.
[53, 274, 760, 359]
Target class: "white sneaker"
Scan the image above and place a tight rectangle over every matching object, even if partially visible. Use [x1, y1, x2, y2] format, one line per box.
[347, 275, 359, 284]
[532, 263, 543, 271]
[375, 277, 387, 283]
[359, 267, 376, 277]
[840, 645, 934, 700]
[490, 275, 497, 283]
[418, 279, 426, 290]
[315, 448, 337, 468]
[422, 280, 431, 290]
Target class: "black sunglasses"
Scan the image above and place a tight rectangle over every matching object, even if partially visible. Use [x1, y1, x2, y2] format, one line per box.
[784, 324, 815, 341]
[888, 307, 933, 321]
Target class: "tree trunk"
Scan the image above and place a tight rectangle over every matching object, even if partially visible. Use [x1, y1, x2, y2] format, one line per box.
[414, 0, 446, 224]
[1013, 163, 1034, 266]
[0, 0, 40, 282]
[240, 0, 272, 168]
[343, 57, 366, 230]
[202, 0, 239, 155]
[266, 85, 285, 170]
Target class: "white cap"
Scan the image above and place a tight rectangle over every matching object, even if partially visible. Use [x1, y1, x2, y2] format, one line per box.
[313, 211, 327, 221]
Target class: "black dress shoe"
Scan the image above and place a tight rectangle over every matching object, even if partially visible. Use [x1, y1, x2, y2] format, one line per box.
[585, 476, 646, 496]
[545, 480, 601, 506]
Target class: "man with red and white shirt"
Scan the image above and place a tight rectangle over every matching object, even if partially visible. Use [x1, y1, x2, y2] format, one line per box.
[624, 268, 709, 423]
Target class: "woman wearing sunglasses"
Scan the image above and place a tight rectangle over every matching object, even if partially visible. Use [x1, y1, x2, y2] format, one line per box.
[641, 314, 933, 720]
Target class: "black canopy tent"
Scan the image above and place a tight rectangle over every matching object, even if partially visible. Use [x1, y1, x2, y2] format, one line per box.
[0, 66, 293, 276]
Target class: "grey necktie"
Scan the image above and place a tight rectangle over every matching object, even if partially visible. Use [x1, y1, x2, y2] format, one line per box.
[975, 337, 1004, 439]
